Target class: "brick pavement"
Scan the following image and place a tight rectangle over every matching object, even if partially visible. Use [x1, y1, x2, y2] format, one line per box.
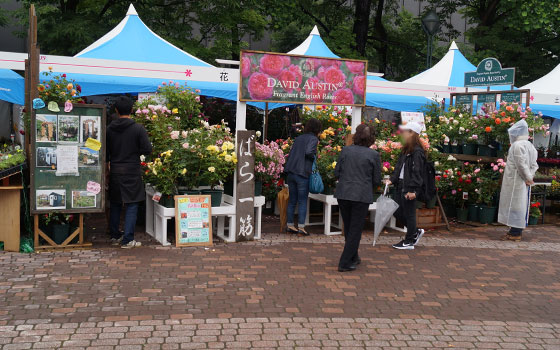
[2, 216, 560, 349]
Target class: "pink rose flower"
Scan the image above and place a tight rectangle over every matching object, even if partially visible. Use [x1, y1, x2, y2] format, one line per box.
[346, 61, 365, 74]
[247, 72, 274, 100]
[278, 69, 297, 92]
[493, 165, 499, 171]
[474, 168, 480, 174]
[182, 142, 189, 149]
[352, 75, 366, 97]
[282, 56, 291, 67]
[170, 131, 179, 139]
[320, 59, 341, 68]
[288, 64, 303, 84]
[195, 96, 200, 102]
[323, 66, 346, 87]
[304, 77, 323, 103]
[259, 54, 285, 77]
[332, 88, 354, 105]
[317, 66, 325, 80]
[241, 56, 251, 78]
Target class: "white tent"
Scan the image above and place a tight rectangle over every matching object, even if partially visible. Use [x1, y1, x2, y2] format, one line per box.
[522, 64, 560, 118]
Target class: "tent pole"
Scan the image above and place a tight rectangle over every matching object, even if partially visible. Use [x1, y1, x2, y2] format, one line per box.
[264, 102, 269, 141]
[351, 106, 362, 133]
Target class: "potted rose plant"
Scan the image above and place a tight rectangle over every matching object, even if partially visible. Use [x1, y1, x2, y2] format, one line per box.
[255, 141, 286, 199]
[528, 202, 541, 225]
[43, 212, 74, 244]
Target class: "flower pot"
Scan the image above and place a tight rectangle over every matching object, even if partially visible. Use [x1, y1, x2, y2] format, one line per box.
[467, 204, 479, 221]
[322, 186, 335, 195]
[451, 145, 463, 154]
[161, 194, 175, 208]
[462, 143, 478, 155]
[178, 189, 200, 195]
[478, 206, 497, 224]
[201, 189, 223, 207]
[528, 216, 539, 225]
[456, 207, 468, 222]
[442, 144, 451, 153]
[254, 181, 263, 196]
[443, 203, 456, 218]
[52, 224, 70, 245]
[425, 196, 437, 209]
[478, 145, 492, 157]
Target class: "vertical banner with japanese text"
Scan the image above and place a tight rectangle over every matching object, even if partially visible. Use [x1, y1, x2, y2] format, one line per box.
[235, 130, 256, 242]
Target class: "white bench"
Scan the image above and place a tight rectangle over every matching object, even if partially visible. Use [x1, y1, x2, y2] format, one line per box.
[305, 193, 405, 236]
[145, 186, 265, 245]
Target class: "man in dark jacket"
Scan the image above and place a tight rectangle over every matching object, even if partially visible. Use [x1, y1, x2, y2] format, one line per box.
[107, 96, 152, 248]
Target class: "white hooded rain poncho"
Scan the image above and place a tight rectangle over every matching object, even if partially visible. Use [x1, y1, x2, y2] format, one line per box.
[497, 120, 539, 228]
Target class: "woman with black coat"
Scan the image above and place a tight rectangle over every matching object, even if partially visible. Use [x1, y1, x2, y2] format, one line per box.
[386, 122, 426, 250]
[284, 118, 322, 235]
[334, 124, 382, 272]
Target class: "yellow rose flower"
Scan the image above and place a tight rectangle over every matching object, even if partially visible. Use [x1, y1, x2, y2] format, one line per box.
[331, 161, 337, 168]
[181, 168, 187, 175]
[172, 108, 179, 114]
[224, 155, 232, 162]
[221, 144, 228, 151]
[67, 83, 73, 90]
[208, 167, 215, 173]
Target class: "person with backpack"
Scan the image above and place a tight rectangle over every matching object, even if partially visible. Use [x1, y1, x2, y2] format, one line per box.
[385, 121, 428, 250]
[284, 118, 322, 235]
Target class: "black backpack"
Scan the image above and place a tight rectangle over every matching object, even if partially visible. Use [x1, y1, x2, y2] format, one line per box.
[418, 156, 437, 202]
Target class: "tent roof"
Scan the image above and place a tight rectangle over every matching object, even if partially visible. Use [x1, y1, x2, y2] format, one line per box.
[76, 4, 211, 67]
[287, 26, 339, 58]
[404, 42, 474, 86]
[522, 64, 560, 94]
[0, 69, 24, 105]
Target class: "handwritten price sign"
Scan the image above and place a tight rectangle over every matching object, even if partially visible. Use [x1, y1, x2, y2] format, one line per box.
[87, 181, 101, 195]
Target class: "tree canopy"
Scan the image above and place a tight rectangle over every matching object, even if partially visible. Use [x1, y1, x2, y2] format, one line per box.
[4, 0, 559, 84]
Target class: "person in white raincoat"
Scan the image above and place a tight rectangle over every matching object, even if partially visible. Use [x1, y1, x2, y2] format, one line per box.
[497, 120, 538, 241]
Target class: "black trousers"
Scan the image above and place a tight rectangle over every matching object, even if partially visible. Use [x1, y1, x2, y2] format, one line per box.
[509, 227, 523, 237]
[338, 199, 370, 268]
[393, 182, 418, 242]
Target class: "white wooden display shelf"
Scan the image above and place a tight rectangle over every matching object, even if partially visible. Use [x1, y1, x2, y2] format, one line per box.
[305, 193, 405, 236]
[145, 186, 265, 245]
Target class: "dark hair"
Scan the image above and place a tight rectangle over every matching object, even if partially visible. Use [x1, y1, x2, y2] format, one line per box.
[114, 96, 134, 116]
[304, 118, 323, 136]
[353, 124, 375, 147]
[402, 131, 424, 155]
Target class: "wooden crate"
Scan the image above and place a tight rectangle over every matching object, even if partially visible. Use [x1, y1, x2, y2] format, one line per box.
[417, 206, 443, 228]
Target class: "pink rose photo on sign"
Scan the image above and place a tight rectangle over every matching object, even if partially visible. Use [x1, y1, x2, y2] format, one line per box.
[239, 51, 367, 106]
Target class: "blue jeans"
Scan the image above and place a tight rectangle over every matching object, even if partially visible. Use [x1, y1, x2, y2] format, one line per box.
[110, 201, 139, 245]
[287, 174, 310, 226]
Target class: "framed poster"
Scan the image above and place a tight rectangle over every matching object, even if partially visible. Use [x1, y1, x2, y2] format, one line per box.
[501, 92, 521, 104]
[175, 195, 213, 247]
[239, 50, 367, 106]
[455, 94, 473, 114]
[476, 94, 496, 115]
[30, 104, 106, 214]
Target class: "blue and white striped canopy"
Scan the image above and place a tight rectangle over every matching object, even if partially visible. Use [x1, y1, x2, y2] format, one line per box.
[76, 5, 210, 66]
[0, 69, 24, 105]
[405, 42, 511, 90]
[288, 26, 339, 58]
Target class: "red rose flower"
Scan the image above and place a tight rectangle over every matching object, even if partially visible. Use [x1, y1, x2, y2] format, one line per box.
[247, 72, 274, 100]
[345, 61, 365, 74]
[241, 56, 251, 78]
[352, 75, 366, 97]
[323, 66, 346, 87]
[288, 64, 303, 84]
[332, 88, 354, 105]
[259, 54, 285, 77]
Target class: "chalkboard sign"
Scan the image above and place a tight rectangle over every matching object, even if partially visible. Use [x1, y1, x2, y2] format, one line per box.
[175, 195, 213, 247]
[30, 104, 106, 214]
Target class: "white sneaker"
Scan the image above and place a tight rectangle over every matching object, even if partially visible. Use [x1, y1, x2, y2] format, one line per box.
[121, 240, 142, 249]
[414, 229, 425, 246]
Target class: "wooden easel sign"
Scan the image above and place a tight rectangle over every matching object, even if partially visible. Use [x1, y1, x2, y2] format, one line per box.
[175, 195, 213, 247]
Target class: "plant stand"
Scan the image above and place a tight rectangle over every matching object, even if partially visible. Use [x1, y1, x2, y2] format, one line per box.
[33, 213, 91, 250]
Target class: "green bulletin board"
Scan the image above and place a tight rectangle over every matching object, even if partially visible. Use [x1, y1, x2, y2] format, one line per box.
[30, 104, 106, 214]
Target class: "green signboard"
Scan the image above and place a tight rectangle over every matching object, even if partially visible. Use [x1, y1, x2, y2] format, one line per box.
[455, 94, 473, 114]
[239, 50, 367, 106]
[476, 94, 497, 115]
[501, 92, 521, 103]
[464, 58, 515, 87]
[31, 104, 106, 214]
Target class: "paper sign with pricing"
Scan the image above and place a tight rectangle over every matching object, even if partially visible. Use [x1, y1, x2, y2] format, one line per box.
[87, 181, 101, 195]
[84, 138, 101, 151]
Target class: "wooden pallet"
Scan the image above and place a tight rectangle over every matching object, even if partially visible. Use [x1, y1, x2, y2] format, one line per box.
[34, 213, 91, 250]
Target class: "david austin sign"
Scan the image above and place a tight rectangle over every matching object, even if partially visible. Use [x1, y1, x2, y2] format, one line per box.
[239, 51, 367, 106]
[464, 58, 515, 88]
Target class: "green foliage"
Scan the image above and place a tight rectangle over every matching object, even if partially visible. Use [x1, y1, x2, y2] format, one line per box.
[0, 145, 25, 170]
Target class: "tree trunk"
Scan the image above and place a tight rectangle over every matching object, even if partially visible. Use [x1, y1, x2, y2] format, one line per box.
[352, 0, 372, 56]
[373, 0, 388, 72]
[231, 25, 240, 60]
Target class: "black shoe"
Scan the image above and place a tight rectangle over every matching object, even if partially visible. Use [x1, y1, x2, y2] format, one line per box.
[413, 229, 425, 246]
[392, 240, 415, 250]
[352, 256, 361, 265]
[298, 228, 310, 236]
[338, 264, 357, 272]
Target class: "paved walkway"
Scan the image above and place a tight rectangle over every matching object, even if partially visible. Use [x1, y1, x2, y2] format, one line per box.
[1, 216, 560, 349]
